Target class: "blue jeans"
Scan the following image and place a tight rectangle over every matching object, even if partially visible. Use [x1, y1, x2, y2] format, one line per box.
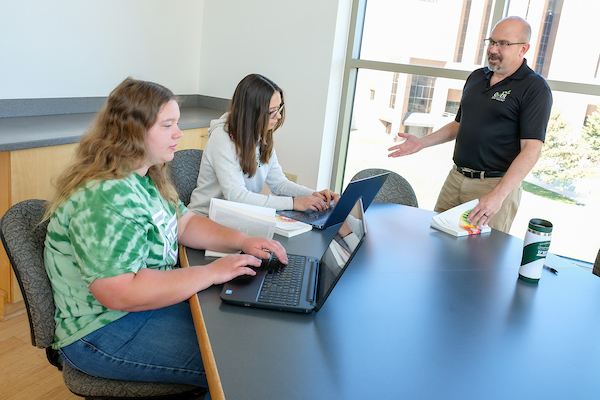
[59, 302, 208, 388]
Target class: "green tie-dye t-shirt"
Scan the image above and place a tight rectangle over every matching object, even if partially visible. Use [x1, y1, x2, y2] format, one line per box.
[44, 173, 187, 349]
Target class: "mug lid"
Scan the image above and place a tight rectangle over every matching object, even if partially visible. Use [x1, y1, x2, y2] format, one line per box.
[528, 218, 553, 233]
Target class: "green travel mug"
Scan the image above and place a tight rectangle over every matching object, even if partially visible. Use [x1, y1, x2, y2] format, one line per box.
[518, 219, 552, 283]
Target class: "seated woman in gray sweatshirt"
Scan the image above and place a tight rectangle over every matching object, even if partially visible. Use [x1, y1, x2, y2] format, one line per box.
[188, 74, 338, 216]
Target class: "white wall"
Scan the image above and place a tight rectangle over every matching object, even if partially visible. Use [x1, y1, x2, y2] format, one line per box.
[1, 0, 349, 190]
[199, 0, 350, 190]
[0, 0, 204, 98]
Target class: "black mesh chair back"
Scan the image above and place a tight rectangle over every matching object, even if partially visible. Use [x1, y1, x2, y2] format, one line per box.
[350, 168, 418, 207]
[168, 149, 203, 206]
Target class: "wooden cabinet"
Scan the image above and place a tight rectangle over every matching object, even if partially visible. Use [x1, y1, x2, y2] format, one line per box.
[0, 128, 208, 319]
[176, 127, 210, 151]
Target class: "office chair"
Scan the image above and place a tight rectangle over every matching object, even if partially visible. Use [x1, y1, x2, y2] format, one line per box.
[0, 199, 206, 399]
[593, 248, 600, 278]
[350, 168, 418, 207]
[168, 149, 203, 206]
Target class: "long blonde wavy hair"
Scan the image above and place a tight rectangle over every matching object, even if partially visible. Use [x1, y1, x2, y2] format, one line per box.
[44, 77, 179, 220]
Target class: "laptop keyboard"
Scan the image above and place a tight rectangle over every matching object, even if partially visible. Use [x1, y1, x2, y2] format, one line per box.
[280, 207, 334, 224]
[258, 254, 306, 306]
[301, 208, 333, 223]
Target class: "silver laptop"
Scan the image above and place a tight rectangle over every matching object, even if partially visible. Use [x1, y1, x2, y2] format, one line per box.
[220, 198, 367, 313]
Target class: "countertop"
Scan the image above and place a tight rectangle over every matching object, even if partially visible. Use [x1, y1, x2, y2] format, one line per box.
[0, 107, 224, 152]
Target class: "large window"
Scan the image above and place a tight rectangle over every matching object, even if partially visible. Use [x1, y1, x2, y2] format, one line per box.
[334, 0, 600, 263]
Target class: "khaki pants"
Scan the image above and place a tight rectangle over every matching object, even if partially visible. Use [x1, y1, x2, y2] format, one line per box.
[434, 166, 522, 234]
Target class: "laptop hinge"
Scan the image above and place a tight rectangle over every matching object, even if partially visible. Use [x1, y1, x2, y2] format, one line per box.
[306, 261, 318, 304]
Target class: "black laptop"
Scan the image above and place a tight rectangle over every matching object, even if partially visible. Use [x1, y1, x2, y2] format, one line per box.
[220, 198, 367, 313]
[277, 172, 388, 230]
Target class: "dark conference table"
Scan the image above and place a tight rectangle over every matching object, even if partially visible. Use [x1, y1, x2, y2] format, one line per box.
[187, 202, 600, 400]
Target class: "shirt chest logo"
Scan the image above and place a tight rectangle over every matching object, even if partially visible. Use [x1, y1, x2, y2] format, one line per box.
[491, 90, 511, 102]
[152, 209, 178, 263]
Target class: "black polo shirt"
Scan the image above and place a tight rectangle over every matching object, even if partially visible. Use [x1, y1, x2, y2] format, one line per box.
[453, 59, 552, 172]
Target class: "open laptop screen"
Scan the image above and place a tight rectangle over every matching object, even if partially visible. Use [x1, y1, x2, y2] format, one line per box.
[277, 172, 388, 230]
[314, 198, 366, 311]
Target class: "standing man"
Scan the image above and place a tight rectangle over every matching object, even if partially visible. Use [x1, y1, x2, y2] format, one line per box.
[388, 16, 552, 233]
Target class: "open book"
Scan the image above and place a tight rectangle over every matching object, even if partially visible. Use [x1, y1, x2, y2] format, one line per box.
[430, 199, 491, 237]
[205, 198, 276, 257]
[274, 215, 312, 238]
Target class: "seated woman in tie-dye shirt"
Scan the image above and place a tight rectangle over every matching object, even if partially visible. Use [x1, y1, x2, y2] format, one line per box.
[43, 77, 287, 389]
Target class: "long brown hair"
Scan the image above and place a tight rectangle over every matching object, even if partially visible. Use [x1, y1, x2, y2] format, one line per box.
[226, 74, 285, 177]
[45, 77, 179, 219]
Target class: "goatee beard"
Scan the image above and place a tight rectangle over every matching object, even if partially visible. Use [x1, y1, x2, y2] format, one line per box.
[487, 55, 501, 71]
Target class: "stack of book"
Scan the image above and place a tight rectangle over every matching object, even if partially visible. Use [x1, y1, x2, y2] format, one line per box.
[274, 215, 312, 238]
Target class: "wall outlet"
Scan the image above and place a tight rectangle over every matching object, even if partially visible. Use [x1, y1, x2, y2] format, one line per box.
[284, 172, 298, 183]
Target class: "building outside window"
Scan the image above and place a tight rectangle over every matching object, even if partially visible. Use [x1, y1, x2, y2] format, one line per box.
[444, 88, 462, 115]
[407, 75, 435, 114]
[335, 0, 600, 263]
[389, 72, 399, 109]
[535, 0, 562, 78]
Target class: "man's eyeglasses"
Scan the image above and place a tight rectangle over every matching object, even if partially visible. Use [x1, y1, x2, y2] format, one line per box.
[269, 103, 285, 118]
[484, 39, 526, 49]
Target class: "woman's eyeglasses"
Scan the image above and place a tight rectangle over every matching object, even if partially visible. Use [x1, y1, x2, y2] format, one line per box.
[269, 103, 285, 118]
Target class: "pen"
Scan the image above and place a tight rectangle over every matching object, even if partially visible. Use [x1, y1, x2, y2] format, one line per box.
[543, 264, 558, 275]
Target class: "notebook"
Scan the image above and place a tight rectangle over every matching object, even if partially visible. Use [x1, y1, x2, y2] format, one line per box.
[220, 198, 367, 313]
[277, 172, 388, 230]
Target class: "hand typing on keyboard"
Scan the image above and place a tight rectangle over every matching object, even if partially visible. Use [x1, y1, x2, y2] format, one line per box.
[261, 252, 287, 270]
[205, 253, 262, 285]
[239, 236, 288, 265]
